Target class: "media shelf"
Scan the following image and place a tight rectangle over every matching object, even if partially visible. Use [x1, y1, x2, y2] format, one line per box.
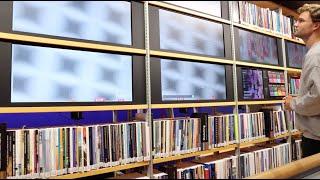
[238, 100, 284, 105]
[50, 161, 149, 179]
[287, 68, 302, 73]
[151, 102, 236, 109]
[0, 105, 148, 113]
[0, 32, 146, 55]
[236, 61, 286, 71]
[233, 22, 283, 39]
[150, 50, 234, 65]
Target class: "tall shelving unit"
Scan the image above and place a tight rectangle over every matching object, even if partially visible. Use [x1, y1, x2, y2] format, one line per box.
[0, 1, 305, 179]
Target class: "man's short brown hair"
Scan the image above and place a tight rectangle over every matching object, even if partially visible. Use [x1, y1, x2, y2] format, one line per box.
[298, 4, 320, 22]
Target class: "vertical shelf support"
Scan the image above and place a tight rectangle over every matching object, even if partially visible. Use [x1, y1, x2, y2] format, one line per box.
[144, 1, 153, 178]
[228, 1, 241, 179]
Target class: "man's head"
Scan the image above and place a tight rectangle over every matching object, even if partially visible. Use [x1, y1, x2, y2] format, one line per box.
[294, 4, 320, 40]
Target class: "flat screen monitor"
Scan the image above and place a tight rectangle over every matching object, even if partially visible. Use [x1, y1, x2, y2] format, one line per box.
[13, 1, 132, 45]
[241, 69, 264, 99]
[11, 44, 133, 103]
[239, 29, 279, 65]
[286, 41, 307, 69]
[161, 59, 226, 101]
[159, 9, 225, 57]
[269, 84, 286, 97]
[267, 71, 285, 84]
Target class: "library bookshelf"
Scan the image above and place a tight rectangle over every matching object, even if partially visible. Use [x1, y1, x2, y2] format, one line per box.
[0, 1, 306, 179]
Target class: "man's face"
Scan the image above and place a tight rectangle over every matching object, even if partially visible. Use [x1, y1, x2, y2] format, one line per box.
[294, 11, 315, 39]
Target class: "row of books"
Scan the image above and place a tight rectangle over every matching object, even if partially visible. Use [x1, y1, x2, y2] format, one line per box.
[233, 1, 301, 40]
[262, 110, 288, 137]
[6, 122, 151, 179]
[240, 142, 295, 178]
[287, 110, 298, 132]
[5, 110, 299, 178]
[153, 118, 201, 158]
[159, 141, 302, 179]
[208, 114, 237, 148]
[239, 112, 265, 142]
[289, 77, 301, 95]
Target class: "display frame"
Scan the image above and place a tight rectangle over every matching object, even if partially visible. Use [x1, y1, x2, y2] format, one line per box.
[151, 57, 234, 104]
[285, 40, 307, 69]
[0, 1, 145, 49]
[0, 41, 146, 107]
[148, 3, 233, 60]
[234, 27, 284, 67]
[237, 67, 286, 101]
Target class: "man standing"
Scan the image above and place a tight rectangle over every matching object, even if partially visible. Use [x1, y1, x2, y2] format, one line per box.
[284, 4, 320, 158]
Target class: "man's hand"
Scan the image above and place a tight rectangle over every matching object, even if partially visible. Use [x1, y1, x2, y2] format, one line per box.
[283, 95, 293, 111]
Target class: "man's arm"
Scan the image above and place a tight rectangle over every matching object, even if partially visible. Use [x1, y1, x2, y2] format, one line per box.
[291, 66, 320, 116]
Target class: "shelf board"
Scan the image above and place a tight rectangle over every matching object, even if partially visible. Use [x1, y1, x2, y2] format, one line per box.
[283, 36, 305, 45]
[150, 50, 234, 65]
[240, 137, 271, 147]
[286, 68, 302, 73]
[0, 32, 146, 55]
[50, 161, 149, 179]
[151, 102, 236, 109]
[148, 1, 231, 25]
[153, 144, 238, 164]
[236, 61, 285, 70]
[0, 105, 148, 113]
[238, 100, 284, 105]
[233, 22, 284, 39]
[291, 130, 302, 136]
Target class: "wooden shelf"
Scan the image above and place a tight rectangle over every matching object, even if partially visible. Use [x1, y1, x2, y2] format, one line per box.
[286, 68, 302, 74]
[150, 50, 234, 65]
[148, 1, 231, 25]
[236, 61, 285, 70]
[238, 100, 284, 105]
[0, 105, 148, 113]
[233, 22, 305, 45]
[283, 36, 305, 45]
[0, 32, 146, 55]
[151, 102, 236, 109]
[50, 161, 149, 179]
[233, 22, 283, 39]
[153, 144, 238, 164]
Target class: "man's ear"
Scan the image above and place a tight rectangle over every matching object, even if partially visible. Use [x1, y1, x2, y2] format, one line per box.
[314, 22, 320, 31]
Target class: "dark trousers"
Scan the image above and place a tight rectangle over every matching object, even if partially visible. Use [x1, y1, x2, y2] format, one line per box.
[302, 136, 320, 158]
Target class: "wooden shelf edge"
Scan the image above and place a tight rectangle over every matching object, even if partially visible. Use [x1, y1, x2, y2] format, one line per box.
[153, 144, 238, 164]
[0, 105, 148, 113]
[286, 68, 302, 73]
[283, 36, 305, 45]
[0, 32, 146, 55]
[150, 50, 234, 65]
[236, 61, 285, 70]
[148, 1, 231, 25]
[233, 22, 284, 39]
[151, 102, 236, 109]
[238, 100, 284, 105]
[50, 161, 149, 179]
